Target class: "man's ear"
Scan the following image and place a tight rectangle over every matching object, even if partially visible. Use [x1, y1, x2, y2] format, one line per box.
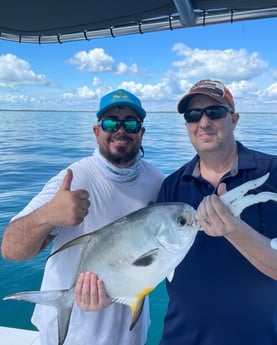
[93, 124, 100, 136]
[231, 113, 240, 126]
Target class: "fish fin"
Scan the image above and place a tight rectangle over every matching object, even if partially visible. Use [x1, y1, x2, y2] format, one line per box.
[48, 233, 92, 260]
[3, 289, 68, 305]
[111, 287, 154, 330]
[129, 287, 154, 330]
[166, 270, 175, 282]
[219, 173, 274, 217]
[4, 288, 75, 345]
[229, 191, 277, 217]
[129, 297, 145, 330]
[132, 248, 159, 267]
[56, 299, 74, 345]
[221, 173, 270, 204]
[111, 296, 133, 305]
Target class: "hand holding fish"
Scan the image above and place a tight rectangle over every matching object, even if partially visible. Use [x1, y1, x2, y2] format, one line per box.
[197, 192, 242, 237]
[197, 183, 240, 236]
[48, 169, 90, 227]
[75, 272, 112, 311]
[196, 176, 277, 280]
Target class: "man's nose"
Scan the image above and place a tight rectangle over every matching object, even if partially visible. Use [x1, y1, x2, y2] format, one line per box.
[198, 112, 211, 126]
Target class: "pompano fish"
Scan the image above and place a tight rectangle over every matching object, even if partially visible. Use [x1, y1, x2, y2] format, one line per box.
[4, 173, 277, 345]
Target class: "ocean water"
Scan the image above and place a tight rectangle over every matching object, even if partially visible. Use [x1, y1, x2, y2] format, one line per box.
[0, 110, 276, 344]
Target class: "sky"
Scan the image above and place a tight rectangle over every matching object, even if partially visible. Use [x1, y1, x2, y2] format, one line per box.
[0, 17, 276, 113]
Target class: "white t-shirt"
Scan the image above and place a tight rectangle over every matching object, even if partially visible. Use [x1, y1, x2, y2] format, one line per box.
[15, 154, 164, 345]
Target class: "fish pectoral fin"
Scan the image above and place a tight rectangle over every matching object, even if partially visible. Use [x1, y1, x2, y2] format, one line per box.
[132, 248, 159, 267]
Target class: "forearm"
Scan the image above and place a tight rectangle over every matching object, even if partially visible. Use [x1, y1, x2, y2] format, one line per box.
[1, 203, 55, 261]
[226, 221, 277, 280]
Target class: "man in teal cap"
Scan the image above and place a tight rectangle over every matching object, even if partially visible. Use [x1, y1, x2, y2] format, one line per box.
[2, 89, 164, 345]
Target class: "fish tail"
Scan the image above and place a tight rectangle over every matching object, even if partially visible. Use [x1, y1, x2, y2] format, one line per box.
[4, 288, 74, 345]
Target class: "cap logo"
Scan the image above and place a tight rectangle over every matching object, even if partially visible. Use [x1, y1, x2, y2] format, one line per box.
[191, 80, 225, 98]
[112, 90, 129, 100]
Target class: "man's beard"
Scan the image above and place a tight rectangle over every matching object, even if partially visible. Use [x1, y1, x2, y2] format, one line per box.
[100, 146, 139, 167]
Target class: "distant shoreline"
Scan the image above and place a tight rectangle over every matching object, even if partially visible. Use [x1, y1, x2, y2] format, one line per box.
[0, 109, 277, 115]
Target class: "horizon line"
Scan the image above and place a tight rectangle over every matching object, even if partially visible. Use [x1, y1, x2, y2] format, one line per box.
[0, 109, 277, 115]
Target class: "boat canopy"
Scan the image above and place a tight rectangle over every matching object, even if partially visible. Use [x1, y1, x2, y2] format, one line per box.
[1, 0, 277, 44]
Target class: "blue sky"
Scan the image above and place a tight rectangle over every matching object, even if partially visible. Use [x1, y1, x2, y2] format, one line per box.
[0, 17, 276, 112]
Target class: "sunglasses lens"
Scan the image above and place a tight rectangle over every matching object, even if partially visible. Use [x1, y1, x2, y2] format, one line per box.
[124, 120, 141, 133]
[184, 106, 230, 123]
[101, 119, 120, 132]
[184, 110, 202, 123]
[206, 107, 227, 119]
[99, 119, 141, 133]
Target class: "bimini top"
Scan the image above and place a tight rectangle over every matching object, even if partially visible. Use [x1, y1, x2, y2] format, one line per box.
[1, 0, 277, 44]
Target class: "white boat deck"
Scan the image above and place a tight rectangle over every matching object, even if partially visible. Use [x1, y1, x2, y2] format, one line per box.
[0, 326, 40, 345]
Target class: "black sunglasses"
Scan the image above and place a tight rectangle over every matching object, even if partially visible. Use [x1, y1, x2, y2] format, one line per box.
[184, 105, 233, 123]
[98, 118, 142, 133]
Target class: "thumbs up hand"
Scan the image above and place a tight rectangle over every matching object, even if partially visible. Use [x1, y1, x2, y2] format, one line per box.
[46, 169, 90, 227]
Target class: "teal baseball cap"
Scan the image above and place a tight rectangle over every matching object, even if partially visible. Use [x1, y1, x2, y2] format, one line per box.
[96, 89, 146, 120]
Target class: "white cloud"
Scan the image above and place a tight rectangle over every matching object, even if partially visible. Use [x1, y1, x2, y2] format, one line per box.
[62, 86, 96, 100]
[67, 48, 114, 72]
[0, 44, 275, 112]
[265, 83, 277, 96]
[0, 93, 31, 104]
[0, 93, 51, 109]
[114, 62, 139, 75]
[227, 80, 258, 98]
[0, 54, 48, 87]
[60, 83, 111, 110]
[67, 48, 140, 75]
[172, 44, 268, 82]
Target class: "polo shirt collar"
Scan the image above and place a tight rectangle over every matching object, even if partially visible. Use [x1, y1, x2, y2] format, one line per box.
[181, 141, 257, 179]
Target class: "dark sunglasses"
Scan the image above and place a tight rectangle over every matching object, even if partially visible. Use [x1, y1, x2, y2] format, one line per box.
[98, 118, 142, 133]
[184, 105, 233, 123]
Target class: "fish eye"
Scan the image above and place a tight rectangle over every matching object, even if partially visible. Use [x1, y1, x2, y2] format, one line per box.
[177, 216, 187, 227]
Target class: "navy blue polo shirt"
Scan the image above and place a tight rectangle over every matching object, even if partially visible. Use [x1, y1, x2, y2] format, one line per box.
[157, 141, 277, 345]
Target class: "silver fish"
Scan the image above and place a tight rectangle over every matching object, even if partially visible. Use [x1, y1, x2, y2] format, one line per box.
[4, 173, 277, 345]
